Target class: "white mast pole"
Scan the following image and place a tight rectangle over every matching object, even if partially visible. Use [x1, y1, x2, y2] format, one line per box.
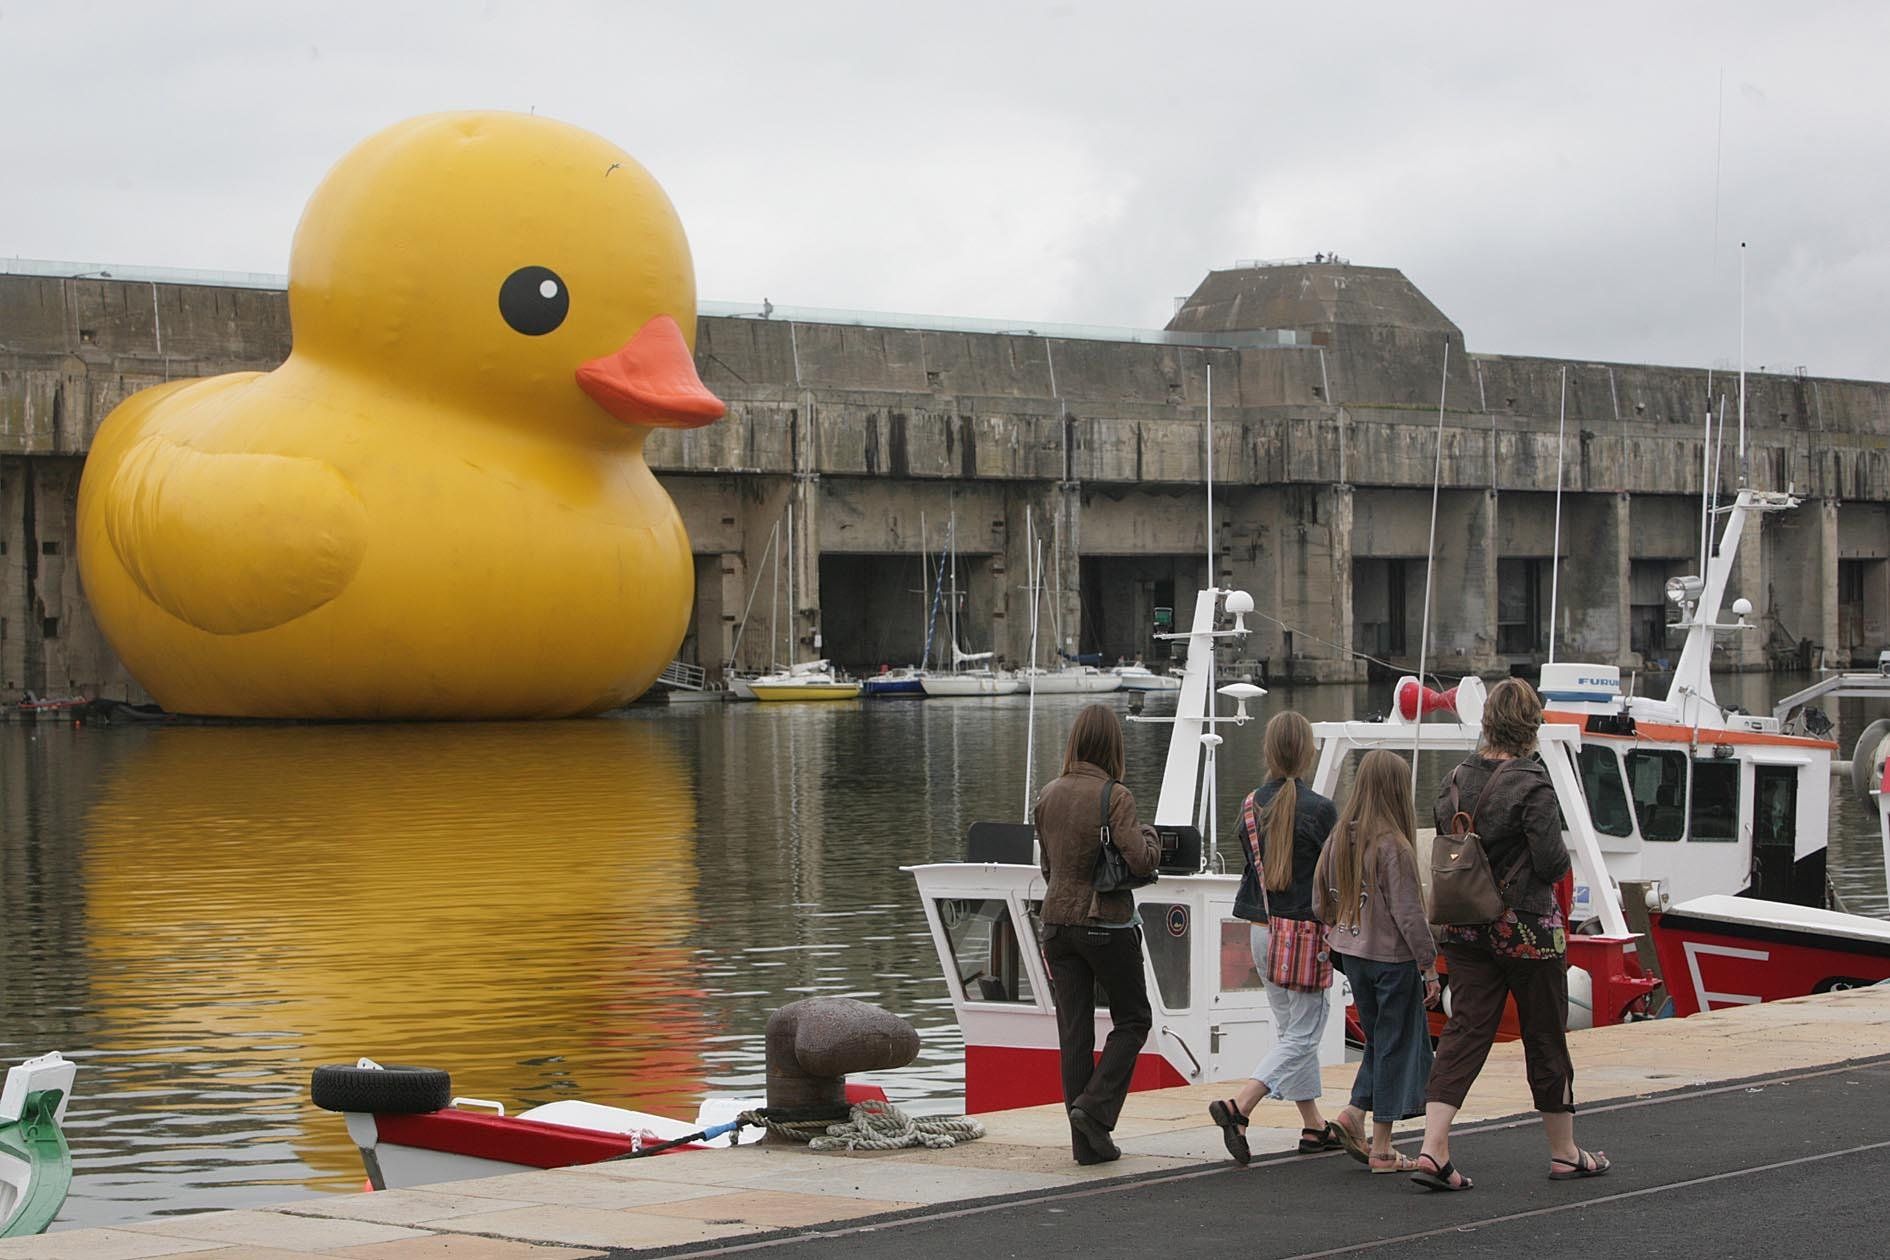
[1204, 360, 1217, 779]
[1738, 242, 1748, 486]
[786, 499, 795, 666]
[1548, 366, 1567, 663]
[919, 510, 928, 670]
[1413, 338, 1452, 798]
[1024, 510, 1040, 821]
[1699, 385, 1714, 580]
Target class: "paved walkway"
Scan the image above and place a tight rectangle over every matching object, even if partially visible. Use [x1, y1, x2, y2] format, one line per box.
[6, 986, 1889, 1259]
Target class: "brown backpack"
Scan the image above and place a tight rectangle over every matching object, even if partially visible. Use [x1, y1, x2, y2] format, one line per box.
[1426, 760, 1524, 926]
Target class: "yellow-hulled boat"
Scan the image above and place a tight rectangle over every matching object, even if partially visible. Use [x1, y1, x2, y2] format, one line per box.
[747, 661, 861, 702]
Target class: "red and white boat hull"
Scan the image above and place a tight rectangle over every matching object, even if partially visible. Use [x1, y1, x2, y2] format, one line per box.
[1650, 894, 1890, 1017]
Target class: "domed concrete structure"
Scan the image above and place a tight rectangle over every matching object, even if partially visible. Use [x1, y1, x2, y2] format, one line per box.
[1167, 261, 1460, 349]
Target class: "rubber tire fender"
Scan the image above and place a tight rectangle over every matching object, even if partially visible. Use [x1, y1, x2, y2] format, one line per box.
[310, 1064, 452, 1114]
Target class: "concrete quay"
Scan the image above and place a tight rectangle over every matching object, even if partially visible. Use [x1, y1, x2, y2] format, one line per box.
[7, 986, 1886, 1259]
[6, 258, 1890, 706]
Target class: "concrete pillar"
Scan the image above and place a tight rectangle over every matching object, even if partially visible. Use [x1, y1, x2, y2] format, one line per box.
[1727, 508, 1769, 671]
[1759, 498, 1836, 671]
[1558, 492, 1632, 667]
[1815, 498, 1841, 668]
[1237, 484, 1358, 683]
[0, 459, 24, 698]
[1427, 490, 1499, 675]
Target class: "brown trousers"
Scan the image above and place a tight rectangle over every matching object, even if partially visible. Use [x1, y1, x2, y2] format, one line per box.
[1425, 941, 1575, 1114]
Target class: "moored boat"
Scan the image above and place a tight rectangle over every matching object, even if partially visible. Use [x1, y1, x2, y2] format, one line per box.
[748, 660, 862, 702]
[1015, 665, 1122, 695]
[313, 1058, 885, 1191]
[1111, 662, 1181, 692]
[862, 666, 929, 698]
[0, 1052, 77, 1239]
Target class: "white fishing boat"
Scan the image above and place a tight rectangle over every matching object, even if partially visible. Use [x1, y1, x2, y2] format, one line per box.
[910, 347, 1890, 1113]
[1, 1052, 77, 1239]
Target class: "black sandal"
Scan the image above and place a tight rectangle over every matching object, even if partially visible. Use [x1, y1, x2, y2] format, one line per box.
[1549, 1150, 1611, 1180]
[1207, 1099, 1251, 1166]
[1298, 1125, 1342, 1154]
[1410, 1152, 1474, 1192]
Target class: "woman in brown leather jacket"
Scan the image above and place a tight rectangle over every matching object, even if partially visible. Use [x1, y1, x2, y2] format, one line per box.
[1414, 678, 1611, 1191]
[1034, 704, 1160, 1165]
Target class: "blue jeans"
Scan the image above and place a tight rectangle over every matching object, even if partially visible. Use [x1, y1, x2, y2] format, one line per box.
[1344, 954, 1434, 1122]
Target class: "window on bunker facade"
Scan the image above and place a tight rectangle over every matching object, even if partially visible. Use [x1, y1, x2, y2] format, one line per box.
[1577, 745, 1634, 837]
[1689, 759, 1740, 841]
[937, 898, 1034, 1003]
[1625, 749, 1687, 840]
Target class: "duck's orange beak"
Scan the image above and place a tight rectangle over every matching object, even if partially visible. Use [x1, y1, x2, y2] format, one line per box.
[575, 315, 725, 428]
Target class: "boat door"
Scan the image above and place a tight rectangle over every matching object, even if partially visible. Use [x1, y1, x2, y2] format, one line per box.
[1747, 759, 1825, 907]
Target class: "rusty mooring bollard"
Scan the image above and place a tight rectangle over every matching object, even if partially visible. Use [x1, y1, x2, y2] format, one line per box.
[764, 997, 920, 1116]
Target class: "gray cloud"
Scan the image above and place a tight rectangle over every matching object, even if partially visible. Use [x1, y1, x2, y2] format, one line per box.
[2, 1, 1882, 377]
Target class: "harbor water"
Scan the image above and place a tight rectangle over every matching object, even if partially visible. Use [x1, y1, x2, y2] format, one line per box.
[2, 673, 1885, 1227]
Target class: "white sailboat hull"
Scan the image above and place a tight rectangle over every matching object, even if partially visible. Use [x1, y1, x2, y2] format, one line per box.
[920, 674, 1020, 697]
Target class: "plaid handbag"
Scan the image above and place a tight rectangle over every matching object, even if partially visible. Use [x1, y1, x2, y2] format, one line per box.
[1240, 791, 1334, 993]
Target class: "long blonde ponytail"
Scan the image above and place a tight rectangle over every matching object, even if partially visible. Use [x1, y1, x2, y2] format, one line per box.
[1259, 711, 1314, 892]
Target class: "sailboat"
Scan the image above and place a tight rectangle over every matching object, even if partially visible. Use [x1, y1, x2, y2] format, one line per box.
[920, 515, 1019, 697]
[864, 515, 941, 698]
[1011, 512, 1120, 695]
[747, 502, 861, 701]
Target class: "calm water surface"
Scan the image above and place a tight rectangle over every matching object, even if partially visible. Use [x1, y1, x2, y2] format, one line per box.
[1, 675, 1884, 1227]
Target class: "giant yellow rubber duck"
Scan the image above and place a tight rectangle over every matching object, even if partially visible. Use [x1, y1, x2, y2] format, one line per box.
[76, 111, 724, 718]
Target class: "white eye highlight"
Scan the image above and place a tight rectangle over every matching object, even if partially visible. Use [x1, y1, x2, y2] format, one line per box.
[539, 278, 560, 299]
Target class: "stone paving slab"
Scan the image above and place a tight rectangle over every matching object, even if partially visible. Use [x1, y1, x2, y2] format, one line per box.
[8, 986, 1888, 1258]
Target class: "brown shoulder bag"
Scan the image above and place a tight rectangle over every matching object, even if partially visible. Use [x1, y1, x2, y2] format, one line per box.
[1426, 760, 1522, 926]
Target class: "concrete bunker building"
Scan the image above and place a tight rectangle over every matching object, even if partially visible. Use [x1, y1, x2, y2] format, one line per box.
[3, 258, 1887, 704]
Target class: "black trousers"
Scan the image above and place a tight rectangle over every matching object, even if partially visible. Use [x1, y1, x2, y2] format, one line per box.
[1427, 941, 1575, 1114]
[1042, 922, 1153, 1151]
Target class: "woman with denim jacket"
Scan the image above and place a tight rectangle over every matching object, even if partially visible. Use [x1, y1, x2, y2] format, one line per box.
[1206, 711, 1343, 1164]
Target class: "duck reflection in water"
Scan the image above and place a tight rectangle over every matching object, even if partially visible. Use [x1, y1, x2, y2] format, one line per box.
[79, 720, 706, 1191]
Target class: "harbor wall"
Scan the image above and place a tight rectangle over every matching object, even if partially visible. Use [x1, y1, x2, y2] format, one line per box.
[3, 262, 1887, 701]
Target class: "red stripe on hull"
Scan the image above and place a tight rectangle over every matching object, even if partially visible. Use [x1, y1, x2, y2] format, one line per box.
[965, 1044, 1187, 1114]
[1651, 916, 1890, 1016]
[373, 1110, 690, 1168]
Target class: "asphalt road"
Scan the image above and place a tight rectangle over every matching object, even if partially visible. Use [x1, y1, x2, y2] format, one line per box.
[632, 1056, 1890, 1260]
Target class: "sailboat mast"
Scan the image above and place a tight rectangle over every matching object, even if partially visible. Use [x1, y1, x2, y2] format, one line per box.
[782, 498, 790, 664]
[919, 510, 928, 669]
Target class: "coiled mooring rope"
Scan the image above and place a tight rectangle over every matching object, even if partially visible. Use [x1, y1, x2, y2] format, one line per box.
[741, 1098, 985, 1151]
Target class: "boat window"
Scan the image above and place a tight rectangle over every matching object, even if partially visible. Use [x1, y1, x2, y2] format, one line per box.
[1141, 902, 1192, 1009]
[1689, 760, 1740, 841]
[1624, 749, 1687, 841]
[1219, 919, 1265, 993]
[1576, 746, 1634, 837]
[935, 898, 1034, 1003]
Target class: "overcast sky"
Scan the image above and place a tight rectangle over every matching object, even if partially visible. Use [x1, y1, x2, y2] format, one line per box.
[3, 2, 1884, 379]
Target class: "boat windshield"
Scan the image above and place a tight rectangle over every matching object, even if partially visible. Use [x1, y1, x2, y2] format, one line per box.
[1626, 749, 1688, 841]
[1577, 746, 1635, 838]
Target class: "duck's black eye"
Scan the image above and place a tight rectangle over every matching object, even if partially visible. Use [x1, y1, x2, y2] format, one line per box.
[499, 266, 569, 335]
